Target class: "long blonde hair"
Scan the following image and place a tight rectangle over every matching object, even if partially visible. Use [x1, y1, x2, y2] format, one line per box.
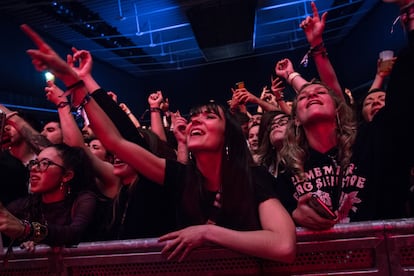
[280, 80, 357, 181]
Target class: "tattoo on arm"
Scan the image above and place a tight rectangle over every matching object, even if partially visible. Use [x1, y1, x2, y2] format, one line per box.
[20, 125, 52, 154]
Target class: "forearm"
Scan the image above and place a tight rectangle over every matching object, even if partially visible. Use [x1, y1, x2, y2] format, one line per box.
[9, 115, 51, 154]
[205, 224, 295, 262]
[313, 53, 343, 99]
[277, 100, 292, 115]
[150, 109, 167, 142]
[369, 74, 385, 91]
[81, 73, 100, 94]
[257, 99, 278, 112]
[58, 105, 85, 147]
[83, 97, 166, 184]
[176, 142, 188, 164]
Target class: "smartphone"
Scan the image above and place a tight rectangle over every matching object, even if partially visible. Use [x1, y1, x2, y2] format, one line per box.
[235, 81, 245, 89]
[307, 194, 337, 220]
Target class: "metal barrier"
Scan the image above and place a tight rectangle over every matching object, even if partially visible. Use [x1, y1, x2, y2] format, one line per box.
[0, 218, 413, 275]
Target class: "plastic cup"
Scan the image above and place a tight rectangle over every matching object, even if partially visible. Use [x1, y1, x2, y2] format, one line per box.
[379, 50, 394, 72]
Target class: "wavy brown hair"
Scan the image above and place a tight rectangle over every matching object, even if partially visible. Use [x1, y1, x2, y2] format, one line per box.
[280, 80, 357, 181]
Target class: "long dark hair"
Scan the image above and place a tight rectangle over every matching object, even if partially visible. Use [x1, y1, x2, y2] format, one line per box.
[23, 144, 95, 222]
[181, 102, 259, 230]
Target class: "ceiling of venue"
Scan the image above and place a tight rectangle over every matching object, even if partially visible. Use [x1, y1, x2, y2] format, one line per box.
[1, 0, 380, 77]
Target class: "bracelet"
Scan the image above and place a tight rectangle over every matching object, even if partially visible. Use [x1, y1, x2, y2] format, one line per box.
[150, 107, 161, 113]
[56, 101, 70, 108]
[31, 222, 48, 243]
[300, 42, 328, 67]
[74, 93, 92, 110]
[287, 72, 301, 85]
[19, 220, 33, 242]
[126, 111, 132, 115]
[66, 80, 84, 91]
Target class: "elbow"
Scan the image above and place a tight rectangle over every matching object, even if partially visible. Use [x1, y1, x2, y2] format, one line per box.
[274, 239, 297, 264]
[283, 243, 297, 264]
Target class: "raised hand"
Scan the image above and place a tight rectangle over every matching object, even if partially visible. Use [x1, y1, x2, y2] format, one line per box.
[300, 1, 327, 47]
[68, 47, 94, 79]
[148, 91, 164, 108]
[172, 111, 187, 144]
[271, 76, 285, 100]
[20, 24, 78, 85]
[275, 58, 295, 79]
[45, 81, 68, 106]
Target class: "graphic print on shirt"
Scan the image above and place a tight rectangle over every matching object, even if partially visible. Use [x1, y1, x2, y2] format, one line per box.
[292, 162, 366, 222]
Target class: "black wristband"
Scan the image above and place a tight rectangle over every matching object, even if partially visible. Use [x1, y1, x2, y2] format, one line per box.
[66, 80, 84, 90]
[150, 107, 161, 113]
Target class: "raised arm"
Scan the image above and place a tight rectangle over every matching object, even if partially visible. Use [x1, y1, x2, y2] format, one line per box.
[148, 91, 168, 142]
[45, 81, 121, 198]
[21, 24, 167, 185]
[275, 58, 308, 92]
[232, 87, 279, 112]
[300, 1, 343, 99]
[369, 56, 396, 92]
[0, 104, 51, 154]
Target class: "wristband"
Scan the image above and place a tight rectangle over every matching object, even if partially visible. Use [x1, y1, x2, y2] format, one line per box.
[66, 80, 84, 91]
[287, 72, 300, 85]
[75, 94, 92, 110]
[150, 107, 161, 113]
[19, 220, 33, 241]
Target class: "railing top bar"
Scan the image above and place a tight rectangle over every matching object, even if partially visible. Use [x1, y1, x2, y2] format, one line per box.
[1, 218, 414, 258]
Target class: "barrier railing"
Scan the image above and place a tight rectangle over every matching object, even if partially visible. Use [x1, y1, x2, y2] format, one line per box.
[1, 218, 413, 275]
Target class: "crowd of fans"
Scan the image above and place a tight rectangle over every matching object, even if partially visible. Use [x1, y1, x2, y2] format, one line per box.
[0, 0, 413, 264]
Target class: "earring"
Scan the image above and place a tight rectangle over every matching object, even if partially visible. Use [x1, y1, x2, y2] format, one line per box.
[60, 182, 64, 191]
[189, 152, 192, 160]
[225, 146, 229, 160]
[67, 185, 71, 195]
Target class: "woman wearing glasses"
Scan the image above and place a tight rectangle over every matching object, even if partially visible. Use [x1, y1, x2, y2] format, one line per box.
[0, 143, 97, 252]
[256, 110, 290, 178]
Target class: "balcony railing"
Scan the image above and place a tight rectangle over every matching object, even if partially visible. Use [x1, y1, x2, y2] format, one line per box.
[1, 218, 414, 275]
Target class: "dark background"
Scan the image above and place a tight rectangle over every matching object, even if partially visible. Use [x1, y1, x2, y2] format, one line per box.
[0, 1, 406, 126]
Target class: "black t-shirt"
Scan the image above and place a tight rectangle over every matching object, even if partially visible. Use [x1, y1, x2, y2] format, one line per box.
[109, 176, 177, 240]
[275, 147, 381, 223]
[164, 159, 278, 230]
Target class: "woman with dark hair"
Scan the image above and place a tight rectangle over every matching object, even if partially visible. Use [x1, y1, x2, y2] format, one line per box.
[256, 110, 290, 178]
[20, 23, 296, 263]
[0, 143, 97, 251]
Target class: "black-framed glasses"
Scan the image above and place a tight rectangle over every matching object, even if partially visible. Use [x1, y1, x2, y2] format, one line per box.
[28, 158, 65, 172]
[270, 117, 289, 131]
